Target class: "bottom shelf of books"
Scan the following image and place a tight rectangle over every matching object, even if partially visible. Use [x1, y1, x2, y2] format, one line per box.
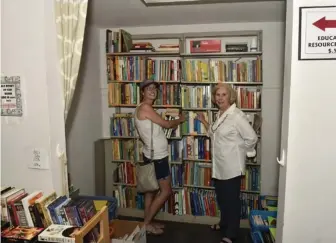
[113, 186, 264, 228]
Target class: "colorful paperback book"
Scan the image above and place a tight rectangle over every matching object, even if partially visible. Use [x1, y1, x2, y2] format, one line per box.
[1, 226, 43, 243]
[38, 224, 81, 243]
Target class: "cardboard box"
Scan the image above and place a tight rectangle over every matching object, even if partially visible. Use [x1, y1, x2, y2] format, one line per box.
[110, 220, 146, 243]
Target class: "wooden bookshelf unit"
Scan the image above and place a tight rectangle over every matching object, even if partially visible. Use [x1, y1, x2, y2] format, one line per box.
[96, 29, 264, 228]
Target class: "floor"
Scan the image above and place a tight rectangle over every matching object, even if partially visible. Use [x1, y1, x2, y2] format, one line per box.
[119, 216, 252, 243]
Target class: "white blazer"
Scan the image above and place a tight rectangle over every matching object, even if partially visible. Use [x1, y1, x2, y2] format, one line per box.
[208, 103, 258, 180]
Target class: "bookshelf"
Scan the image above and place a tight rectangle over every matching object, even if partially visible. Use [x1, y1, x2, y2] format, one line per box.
[100, 29, 263, 227]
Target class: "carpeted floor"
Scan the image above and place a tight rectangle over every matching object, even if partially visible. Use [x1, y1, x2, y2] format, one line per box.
[118, 216, 252, 243]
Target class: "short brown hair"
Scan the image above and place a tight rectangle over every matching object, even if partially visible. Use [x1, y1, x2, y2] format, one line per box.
[211, 83, 237, 105]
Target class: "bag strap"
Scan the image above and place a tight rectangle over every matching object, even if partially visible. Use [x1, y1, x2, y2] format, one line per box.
[150, 120, 154, 161]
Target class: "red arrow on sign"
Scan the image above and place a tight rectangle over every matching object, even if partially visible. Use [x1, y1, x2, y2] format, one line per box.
[313, 16, 336, 31]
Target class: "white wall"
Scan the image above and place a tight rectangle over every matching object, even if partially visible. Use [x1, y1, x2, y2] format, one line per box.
[67, 25, 102, 195]
[277, 0, 336, 242]
[97, 22, 285, 196]
[1, 0, 66, 195]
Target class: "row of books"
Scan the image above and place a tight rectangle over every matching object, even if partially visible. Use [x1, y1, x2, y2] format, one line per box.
[0, 186, 102, 242]
[110, 111, 262, 138]
[182, 136, 211, 160]
[110, 113, 136, 137]
[113, 162, 136, 185]
[1, 187, 98, 228]
[182, 58, 262, 83]
[183, 164, 260, 192]
[167, 140, 183, 162]
[107, 83, 181, 107]
[181, 111, 209, 135]
[181, 85, 212, 109]
[110, 109, 182, 138]
[105, 29, 132, 53]
[155, 84, 180, 106]
[184, 162, 212, 188]
[107, 57, 182, 81]
[111, 139, 182, 162]
[113, 186, 261, 219]
[111, 139, 135, 161]
[112, 161, 260, 192]
[106, 56, 262, 83]
[110, 136, 261, 167]
[107, 83, 262, 109]
[181, 85, 261, 110]
[184, 163, 260, 192]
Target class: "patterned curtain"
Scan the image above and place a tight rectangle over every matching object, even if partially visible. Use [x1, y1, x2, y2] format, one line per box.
[54, 0, 88, 195]
[55, 0, 88, 120]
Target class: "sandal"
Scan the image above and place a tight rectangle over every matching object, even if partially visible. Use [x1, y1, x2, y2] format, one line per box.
[210, 224, 221, 231]
[220, 237, 232, 243]
[146, 224, 164, 236]
[152, 222, 165, 229]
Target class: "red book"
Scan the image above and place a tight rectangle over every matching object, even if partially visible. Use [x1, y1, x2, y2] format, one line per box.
[190, 40, 221, 53]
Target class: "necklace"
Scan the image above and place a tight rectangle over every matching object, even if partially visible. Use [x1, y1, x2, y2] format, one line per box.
[211, 113, 228, 133]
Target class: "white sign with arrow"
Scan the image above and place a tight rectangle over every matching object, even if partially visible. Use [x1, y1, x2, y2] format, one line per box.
[299, 6, 336, 60]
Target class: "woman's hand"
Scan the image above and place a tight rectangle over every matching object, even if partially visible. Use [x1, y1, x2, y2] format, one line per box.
[196, 112, 205, 123]
[178, 113, 186, 123]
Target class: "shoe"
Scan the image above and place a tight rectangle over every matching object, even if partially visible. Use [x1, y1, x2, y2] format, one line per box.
[210, 224, 220, 231]
[152, 222, 165, 229]
[146, 224, 164, 236]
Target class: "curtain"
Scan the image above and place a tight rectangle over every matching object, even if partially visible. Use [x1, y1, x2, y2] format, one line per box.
[54, 0, 88, 195]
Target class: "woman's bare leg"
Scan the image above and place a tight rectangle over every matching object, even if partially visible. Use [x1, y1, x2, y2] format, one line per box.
[144, 191, 156, 221]
[144, 176, 172, 225]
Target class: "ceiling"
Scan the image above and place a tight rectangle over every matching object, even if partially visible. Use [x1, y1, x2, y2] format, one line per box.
[89, 0, 286, 28]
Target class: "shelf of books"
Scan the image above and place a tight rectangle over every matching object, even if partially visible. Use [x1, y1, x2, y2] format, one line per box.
[105, 29, 263, 226]
[0, 186, 117, 242]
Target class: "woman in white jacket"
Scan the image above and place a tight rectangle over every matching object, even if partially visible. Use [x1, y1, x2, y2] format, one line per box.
[197, 83, 258, 243]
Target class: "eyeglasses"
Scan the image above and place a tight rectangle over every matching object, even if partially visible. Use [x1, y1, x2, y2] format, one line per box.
[146, 86, 158, 91]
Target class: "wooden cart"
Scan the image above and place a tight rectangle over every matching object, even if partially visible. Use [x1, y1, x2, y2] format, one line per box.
[73, 205, 110, 243]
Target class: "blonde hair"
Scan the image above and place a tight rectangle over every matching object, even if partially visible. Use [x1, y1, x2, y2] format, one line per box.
[211, 83, 237, 105]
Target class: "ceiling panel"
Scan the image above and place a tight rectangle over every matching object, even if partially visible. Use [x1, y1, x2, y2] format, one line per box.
[142, 0, 283, 7]
[90, 0, 285, 28]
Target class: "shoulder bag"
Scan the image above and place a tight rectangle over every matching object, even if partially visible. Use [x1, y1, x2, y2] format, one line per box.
[135, 120, 159, 193]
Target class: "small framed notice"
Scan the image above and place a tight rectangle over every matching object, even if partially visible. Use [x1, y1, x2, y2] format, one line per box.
[1, 75, 23, 116]
[298, 6, 336, 60]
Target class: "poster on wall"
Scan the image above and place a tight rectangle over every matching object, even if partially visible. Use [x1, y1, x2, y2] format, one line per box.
[299, 6, 336, 60]
[1, 75, 23, 116]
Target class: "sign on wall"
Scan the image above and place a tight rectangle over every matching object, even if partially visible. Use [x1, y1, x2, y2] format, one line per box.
[299, 6, 336, 60]
[1, 75, 23, 116]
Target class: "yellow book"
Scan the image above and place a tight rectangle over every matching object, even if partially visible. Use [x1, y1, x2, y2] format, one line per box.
[94, 200, 107, 211]
[35, 192, 57, 227]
